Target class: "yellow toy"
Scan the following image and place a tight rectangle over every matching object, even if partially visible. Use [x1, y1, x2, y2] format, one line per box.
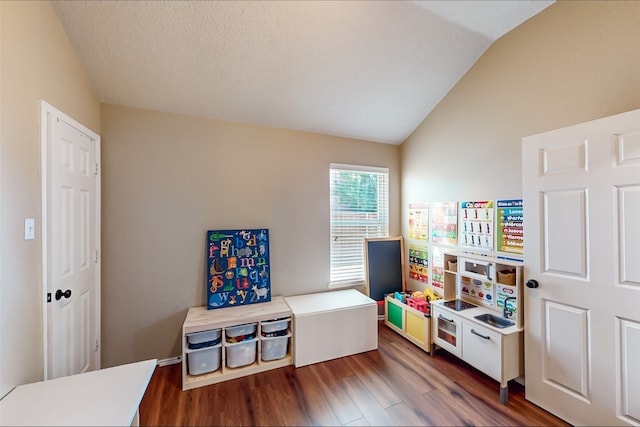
[411, 287, 442, 302]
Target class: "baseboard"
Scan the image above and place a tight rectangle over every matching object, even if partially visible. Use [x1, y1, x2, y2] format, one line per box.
[157, 356, 182, 367]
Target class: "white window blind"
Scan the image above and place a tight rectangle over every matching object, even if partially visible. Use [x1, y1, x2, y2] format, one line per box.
[329, 163, 389, 288]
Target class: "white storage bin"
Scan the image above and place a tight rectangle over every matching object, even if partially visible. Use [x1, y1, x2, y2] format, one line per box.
[187, 329, 221, 349]
[225, 322, 257, 338]
[261, 333, 290, 361]
[187, 344, 221, 375]
[225, 337, 257, 368]
[261, 318, 291, 334]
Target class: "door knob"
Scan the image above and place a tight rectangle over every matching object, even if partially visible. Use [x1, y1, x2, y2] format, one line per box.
[55, 289, 72, 300]
[526, 279, 539, 289]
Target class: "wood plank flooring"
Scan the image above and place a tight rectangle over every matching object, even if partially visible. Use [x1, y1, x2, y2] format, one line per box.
[140, 321, 570, 426]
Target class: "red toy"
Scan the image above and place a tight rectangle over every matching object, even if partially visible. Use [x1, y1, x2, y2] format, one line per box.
[406, 297, 429, 314]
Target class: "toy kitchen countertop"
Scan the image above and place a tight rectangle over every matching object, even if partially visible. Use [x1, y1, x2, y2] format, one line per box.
[431, 299, 523, 335]
[441, 299, 477, 311]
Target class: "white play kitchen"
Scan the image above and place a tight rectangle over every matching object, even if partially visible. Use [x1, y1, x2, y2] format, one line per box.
[430, 255, 524, 404]
[384, 248, 525, 404]
[386, 199, 525, 404]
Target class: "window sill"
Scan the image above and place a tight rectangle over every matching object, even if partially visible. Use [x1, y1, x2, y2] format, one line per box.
[328, 280, 366, 290]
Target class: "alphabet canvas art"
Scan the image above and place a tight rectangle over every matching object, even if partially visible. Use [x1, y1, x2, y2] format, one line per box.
[206, 229, 271, 309]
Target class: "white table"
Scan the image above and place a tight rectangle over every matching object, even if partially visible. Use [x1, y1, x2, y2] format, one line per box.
[0, 359, 157, 426]
[284, 289, 377, 367]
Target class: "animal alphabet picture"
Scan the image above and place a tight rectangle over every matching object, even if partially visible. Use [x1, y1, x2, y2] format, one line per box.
[206, 229, 271, 309]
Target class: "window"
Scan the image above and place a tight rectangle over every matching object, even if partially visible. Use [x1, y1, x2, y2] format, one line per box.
[329, 163, 389, 288]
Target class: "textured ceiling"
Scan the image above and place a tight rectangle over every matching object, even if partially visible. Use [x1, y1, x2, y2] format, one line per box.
[51, 0, 553, 144]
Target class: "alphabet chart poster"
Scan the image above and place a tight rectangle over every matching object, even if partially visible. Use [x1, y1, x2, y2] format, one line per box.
[496, 199, 524, 260]
[430, 201, 458, 246]
[206, 229, 271, 310]
[459, 200, 494, 253]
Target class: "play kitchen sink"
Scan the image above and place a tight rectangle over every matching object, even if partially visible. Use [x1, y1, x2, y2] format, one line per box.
[473, 313, 515, 329]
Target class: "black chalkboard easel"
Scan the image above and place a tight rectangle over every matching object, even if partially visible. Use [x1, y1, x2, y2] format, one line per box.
[364, 236, 405, 301]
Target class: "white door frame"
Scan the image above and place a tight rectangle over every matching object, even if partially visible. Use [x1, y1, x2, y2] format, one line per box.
[41, 100, 101, 379]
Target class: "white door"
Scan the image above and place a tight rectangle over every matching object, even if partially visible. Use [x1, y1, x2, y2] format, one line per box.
[42, 101, 101, 379]
[522, 109, 640, 426]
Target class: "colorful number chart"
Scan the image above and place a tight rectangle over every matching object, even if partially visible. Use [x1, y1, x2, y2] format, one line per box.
[496, 199, 524, 259]
[430, 246, 445, 289]
[409, 243, 429, 284]
[431, 201, 458, 246]
[459, 200, 494, 253]
[206, 229, 271, 310]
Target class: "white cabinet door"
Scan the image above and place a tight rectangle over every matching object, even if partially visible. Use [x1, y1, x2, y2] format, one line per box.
[462, 322, 501, 380]
[523, 109, 640, 426]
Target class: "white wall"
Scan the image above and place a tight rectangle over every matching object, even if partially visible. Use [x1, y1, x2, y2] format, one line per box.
[99, 104, 401, 366]
[0, 1, 100, 397]
[401, 0, 640, 291]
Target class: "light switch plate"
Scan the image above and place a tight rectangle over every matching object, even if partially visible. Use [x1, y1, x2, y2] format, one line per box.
[24, 218, 35, 240]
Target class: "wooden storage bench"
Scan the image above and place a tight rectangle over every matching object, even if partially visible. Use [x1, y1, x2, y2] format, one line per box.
[284, 289, 378, 367]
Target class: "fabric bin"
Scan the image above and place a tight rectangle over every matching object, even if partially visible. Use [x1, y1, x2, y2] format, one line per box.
[261, 333, 290, 361]
[497, 269, 516, 286]
[225, 337, 257, 368]
[187, 344, 221, 375]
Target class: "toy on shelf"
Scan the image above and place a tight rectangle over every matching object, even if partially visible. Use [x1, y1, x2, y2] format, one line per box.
[406, 297, 429, 314]
[411, 288, 442, 303]
[394, 291, 412, 303]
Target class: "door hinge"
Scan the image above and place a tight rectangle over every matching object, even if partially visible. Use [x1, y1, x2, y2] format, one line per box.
[95, 339, 100, 352]
[94, 163, 100, 175]
[95, 249, 99, 263]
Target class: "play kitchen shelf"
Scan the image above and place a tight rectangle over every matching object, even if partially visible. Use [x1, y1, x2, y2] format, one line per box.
[181, 296, 293, 391]
[430, 254, 524, 404]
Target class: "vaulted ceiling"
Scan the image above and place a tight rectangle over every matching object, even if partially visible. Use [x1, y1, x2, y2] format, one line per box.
[52, 0, 554, 144]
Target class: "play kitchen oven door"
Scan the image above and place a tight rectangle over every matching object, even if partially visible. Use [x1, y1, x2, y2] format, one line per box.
[433, 305, 463, 357]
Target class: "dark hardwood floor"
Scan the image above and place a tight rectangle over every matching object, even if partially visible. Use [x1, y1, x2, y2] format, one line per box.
[140, 321, 570, 426]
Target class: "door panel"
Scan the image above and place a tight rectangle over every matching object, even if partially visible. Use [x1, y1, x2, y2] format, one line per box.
[543, 301, 589, 400]
[618, 318, 640, 421]
[543, 189, 587, 277]
[617, 131, 640, 164]
[541, 140, 587, 174]
[523, 108, 640, 426]
[617, 186, 640, 286]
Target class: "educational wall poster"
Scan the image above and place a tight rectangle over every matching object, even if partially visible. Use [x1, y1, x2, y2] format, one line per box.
[459, 200, 494, 253]
[496, 284, 518, 314]
[408, 203, 429, 241]
[496, 199, 524, 259]
[430, 201, 458, 246]
[206, 229, 271, 310]
[408, 243, 429, 284]
[430, 246, 445, 289]
[460, 275, 494, 307]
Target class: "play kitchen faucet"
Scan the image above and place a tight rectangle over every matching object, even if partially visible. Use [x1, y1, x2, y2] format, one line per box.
[503, 296, 517, 318]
